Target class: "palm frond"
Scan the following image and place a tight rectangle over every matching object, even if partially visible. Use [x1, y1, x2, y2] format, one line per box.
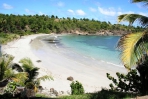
[4, 55, 14, 69]
[35, 75, 53, 87]
[118, 14, 148, 27]
[4, 68, 15, 79]
[131, 0, 148, 6]
[117, 32, 148, 69]
[0, 55, 14, 81]
[19, 58, 34, 68]
[12, 72, 28, 85]
[36, 75, 53, 82]
[11, 63, 23, 72]
[118, 14, 128, 23]
[0, 59, 6, 81]
[29, 67, 39, 81]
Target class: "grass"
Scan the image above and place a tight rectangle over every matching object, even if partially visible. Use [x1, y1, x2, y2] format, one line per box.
[35, 93, 50, 98]
[59, 94, 91, 99]
[0, 33, 20, 44]
[59, 89, 137, 99]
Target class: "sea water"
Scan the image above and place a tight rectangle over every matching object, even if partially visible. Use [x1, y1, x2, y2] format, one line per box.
[58, 34, 123, 67]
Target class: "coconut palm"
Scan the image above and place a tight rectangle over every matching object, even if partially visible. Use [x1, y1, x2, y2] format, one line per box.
[117, 0, 148, 69]
[0, 54, 27, 86]
[117, 0, 148, 95]
[19, 58, 53, 88]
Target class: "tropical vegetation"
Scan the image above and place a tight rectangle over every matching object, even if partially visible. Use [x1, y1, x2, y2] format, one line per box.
[70, 80, 84, 95]
[0, 54, 27, 86]
[19, 58, 53, 92]
[0, 13, 144, 36]
[106, 0, 148, 96]
[1, 0, 148, 98]
[0, 55, 53, 98]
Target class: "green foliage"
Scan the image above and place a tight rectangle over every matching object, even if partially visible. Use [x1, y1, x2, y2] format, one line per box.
[4, 82, 17, 94]
[89, 89, 136, 99]
[25, 82, 35, 89]
[60, 94, 91, 99]
[107, 69, 141, 94]
[19, 58, 53, 85]
[0, 33, 20, 44]
[70, 80, 84, 95]
[35, 93, 50, 98]
[19, 57, 53, 93]
[60, 89, 136, 99]
[107, 56, 148, 95]
[117, 0, 148, 96]
[0, 54, 28, 86]
[0, 54, 14, 81]
[0, 13, 144, 36]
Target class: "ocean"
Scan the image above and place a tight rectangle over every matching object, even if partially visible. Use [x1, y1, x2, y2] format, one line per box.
[32, 34, 124, 68]
[56, 34, 123, 67]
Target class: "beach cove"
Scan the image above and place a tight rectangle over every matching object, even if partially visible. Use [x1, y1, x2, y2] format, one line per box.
[1, 33, 128, 94]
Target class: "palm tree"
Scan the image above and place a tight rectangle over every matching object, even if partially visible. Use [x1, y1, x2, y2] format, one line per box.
[117, 0, 148, 69]
[19, 58, 53, 90]
[117, 0, 148, 95]
[0, 54, 28, 86]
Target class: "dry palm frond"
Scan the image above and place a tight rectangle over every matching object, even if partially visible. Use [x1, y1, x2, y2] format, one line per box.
[117, 32, 148, 69]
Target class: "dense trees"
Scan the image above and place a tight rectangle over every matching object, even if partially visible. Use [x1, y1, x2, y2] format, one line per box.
[0, 13, 143, 35]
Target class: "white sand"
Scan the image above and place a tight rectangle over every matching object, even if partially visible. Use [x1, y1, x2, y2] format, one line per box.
[2, 33, 128, 94]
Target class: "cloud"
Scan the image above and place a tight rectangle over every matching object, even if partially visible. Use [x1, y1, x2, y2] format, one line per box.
[76, 9, 86, 16]
[57, 1, 64, 7]
[25, 9, 35, 15]
[67, 9, 86, 16]
[98, 7, 135, 16]
[3, 3, 13, 9]
[89, 7, 97, 12]
[98, 7, 116, 16]
[67, 9, 75, 15]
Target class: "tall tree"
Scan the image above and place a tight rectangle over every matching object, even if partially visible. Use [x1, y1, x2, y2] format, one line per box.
[117, 0, 148, 69]
[117, 0, 148, 95]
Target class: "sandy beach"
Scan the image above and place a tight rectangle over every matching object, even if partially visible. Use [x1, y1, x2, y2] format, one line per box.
[1, 33, 128, 94]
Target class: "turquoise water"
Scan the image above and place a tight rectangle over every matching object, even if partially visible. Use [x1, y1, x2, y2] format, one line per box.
[59, 34, 123, 66]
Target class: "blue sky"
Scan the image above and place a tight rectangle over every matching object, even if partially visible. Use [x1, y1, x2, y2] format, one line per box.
[0, 0, 147, 24]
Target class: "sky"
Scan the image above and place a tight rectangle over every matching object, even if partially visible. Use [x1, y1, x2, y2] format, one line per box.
[0, 0, 147, 25]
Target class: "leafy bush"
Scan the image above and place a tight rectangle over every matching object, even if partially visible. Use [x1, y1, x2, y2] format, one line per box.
[4, 82, 17, 94]
[70, 80, 84, 95]
[107, 69, 141, 94]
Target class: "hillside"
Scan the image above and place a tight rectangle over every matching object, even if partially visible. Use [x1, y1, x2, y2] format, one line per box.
[0, 14, 144, 36]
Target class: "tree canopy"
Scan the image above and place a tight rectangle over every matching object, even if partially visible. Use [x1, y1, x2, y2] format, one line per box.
[0, 13, 143, 35]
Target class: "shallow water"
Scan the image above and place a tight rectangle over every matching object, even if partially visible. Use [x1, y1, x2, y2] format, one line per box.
[58, 34, 123, 67]
[31, 35, 126, 85]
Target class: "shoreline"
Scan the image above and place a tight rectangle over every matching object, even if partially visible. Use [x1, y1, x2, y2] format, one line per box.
[1, 33, 127, 94]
